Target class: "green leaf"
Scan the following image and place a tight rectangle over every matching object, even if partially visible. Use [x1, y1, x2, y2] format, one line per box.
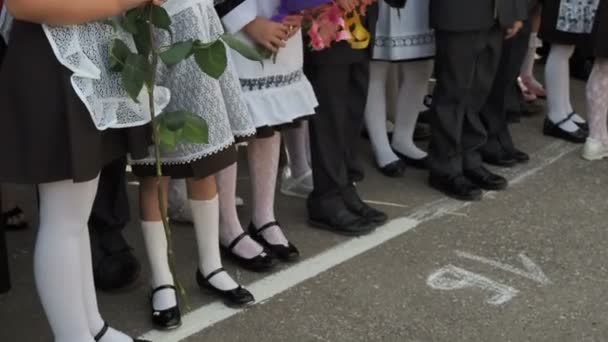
[160, 40, 194, 67]
[109, 39, 131, 72]
[162, 111, 188, 131]
[120, 10, 140, 34]
[182, 113, 208, 144]
[220, 34, 266, 62]
[193, 40, 227, 79]
[150, 5, 171, 33]
[159, 125, 177, 151]
[121, 54, 150, 102]
[133, 20, 152, 56]
[256, 45, 274, 60]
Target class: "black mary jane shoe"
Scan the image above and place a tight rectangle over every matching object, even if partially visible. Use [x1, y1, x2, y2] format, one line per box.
[220, 232, 276, 272]
[249, 222, 300, 262]
[196, 268, 255, 307]
[2, 207, 28, 231]
[149, 285, 182, 330]
[94, 322, 151, 342]
[543, 114, 587, 144]
[393, 150, 429, 170]
[378, 160, 406, 178]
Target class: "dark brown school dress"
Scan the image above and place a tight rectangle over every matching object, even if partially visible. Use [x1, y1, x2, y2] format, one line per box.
[539, 0, 595, 47]
[0, 21, 137, 184]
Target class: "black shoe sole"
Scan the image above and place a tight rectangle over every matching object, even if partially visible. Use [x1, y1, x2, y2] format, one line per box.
[219, 247, 277, 273]
[307, 219, 376, 237]
[428, 180, 483, 202]
[153, 319, 182, 331]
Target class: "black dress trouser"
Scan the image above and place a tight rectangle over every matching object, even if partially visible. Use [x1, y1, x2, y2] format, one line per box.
[0, 37, 10, 294]
[429, 26, 504, 177]
[305, 61, 369, 206]
[480, 20, 532, 156]
[88, 156, 131, 263]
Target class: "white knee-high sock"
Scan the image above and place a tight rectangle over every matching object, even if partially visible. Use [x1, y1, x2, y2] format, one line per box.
[248, 133, 289, 246]
[283, 125, 312, 184]
[365, 61, 399, 167]
[216, 163, 264, 258]
[391, 60, 433, 160]
[35, 178, 106, 342]
[141, 220, 176, 311]
[545, 44, 580, 132]
[190, 196, 239, 291]
[80, 226, 132, 342]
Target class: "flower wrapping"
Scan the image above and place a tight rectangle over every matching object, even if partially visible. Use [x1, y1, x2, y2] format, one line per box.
[272, 0, 377, 51]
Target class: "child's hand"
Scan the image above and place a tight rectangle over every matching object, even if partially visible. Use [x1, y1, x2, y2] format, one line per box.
[243, 17, 290, 53]
[282, 15, 303, 39]
[505, 20, 523, 39]
[124, 0, 165, 10]
[335, 0, 357, 12]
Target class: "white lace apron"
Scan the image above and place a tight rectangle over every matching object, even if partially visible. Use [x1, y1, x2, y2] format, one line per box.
[556, 0, 600, 34]
[43, 0, 255, 165]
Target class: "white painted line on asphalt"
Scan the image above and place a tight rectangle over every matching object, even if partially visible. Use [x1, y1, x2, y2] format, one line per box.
[140, 216, 420, 342]
[139, 140, 577, 342]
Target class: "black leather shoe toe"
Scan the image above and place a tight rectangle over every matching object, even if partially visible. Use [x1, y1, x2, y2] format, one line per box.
[429, 174, 482, 201]
[464, 167, 508, 191]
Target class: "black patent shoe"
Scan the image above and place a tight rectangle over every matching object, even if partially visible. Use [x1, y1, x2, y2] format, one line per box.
[464, 167, 508, 191]
[150, 285, 181, 330]
[428, 174, 482, 201]
[342, 185, 388, 225]
[249, 222, 300, 262]
[378, 160, 406, 178]
[94, 322, 151, 342]
[543, 114, 587, 143]
[220, 232, 276, 272]
[393, 149, 429, 169]
[196, 268, 255, 307]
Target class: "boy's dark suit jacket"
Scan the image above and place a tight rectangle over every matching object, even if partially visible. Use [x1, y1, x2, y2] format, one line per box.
[430, 0, 529, 32]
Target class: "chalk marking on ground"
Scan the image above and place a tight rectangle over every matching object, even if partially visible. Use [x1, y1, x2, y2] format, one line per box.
[455, 250, 552, 285]
[139, 140, 576, 341]
[426, 265, 519, 305]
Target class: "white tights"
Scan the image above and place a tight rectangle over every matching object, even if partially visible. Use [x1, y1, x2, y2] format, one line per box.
[36, 178, 132, 342]
[545, 44, 586, 132]
[364, 60, 432, 167]
[587, 59, 608, 144]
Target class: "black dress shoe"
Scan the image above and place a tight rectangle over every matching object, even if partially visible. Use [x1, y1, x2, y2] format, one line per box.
[507, 149, 530, 163]
[221, 232, 276, 272]
[464, 167, 508, 191]
[428, 174, 483, 201]
[379, 160, 406, 178]
[308, 198, 376, 236]
[342, 185, 388, 225]
[413, 123, 431, 141]
[94, 322, 151, 342]
[393, 150, 429, 170]
[150, 285, 181, 330]
[543, 116, 587, 143]
[249, 222, 300, 262]
[196, 268, 255, 307]
[482, 153, 518, 167]
[91, 229, 141, 292]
